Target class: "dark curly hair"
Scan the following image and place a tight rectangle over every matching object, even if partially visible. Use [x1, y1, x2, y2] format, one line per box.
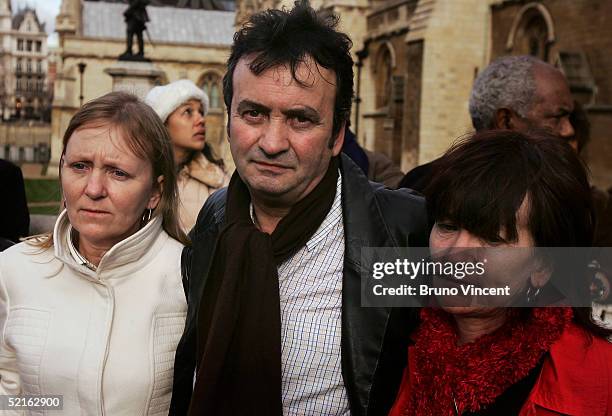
[223, 0, 354, 139]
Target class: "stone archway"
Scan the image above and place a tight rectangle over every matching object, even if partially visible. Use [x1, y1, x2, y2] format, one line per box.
[506, 2, 555, 61]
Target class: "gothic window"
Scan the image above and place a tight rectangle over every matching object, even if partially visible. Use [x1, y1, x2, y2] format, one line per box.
[376, 46, 393, 108]
[519, 14, 548, 60]
[199, 72, 222, 110]
[507, 3, 554, 62]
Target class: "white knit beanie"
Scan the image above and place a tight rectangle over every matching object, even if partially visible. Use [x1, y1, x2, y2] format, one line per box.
[145, 79, 210, 122]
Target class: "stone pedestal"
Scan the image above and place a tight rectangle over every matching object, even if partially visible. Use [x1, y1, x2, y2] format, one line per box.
[104, 60, 165, 99]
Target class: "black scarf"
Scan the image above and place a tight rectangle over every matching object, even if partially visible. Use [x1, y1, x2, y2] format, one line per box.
[189, 157, 340, 415]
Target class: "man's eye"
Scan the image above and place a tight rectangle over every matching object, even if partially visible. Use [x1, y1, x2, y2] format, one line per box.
[289, 115, 314, 129]
[243, 110, 264, 121]
[437, 222, 458, 232]
[183, 108, 193, 115]
[295, 116, 312, 124]
[71, 162, 87, 170]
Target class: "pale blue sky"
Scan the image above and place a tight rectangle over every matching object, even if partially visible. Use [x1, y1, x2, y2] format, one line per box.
[12, 0, 62, 46]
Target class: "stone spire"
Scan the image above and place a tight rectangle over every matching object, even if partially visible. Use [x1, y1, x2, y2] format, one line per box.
[56, 0, 81, 38]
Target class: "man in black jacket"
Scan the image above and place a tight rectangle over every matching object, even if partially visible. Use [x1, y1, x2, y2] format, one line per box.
[170, 2, 428, 415]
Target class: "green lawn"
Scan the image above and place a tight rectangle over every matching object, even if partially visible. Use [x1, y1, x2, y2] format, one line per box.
[29, 204, 62, 215]
[24, 178, 62, 215]
[24, 178, 61, 203]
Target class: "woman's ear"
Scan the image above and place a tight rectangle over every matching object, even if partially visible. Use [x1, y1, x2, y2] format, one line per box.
[147, 175, 164, 210]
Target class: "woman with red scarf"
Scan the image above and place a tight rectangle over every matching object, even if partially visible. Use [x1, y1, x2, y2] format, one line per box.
[390, 130, 612, 416]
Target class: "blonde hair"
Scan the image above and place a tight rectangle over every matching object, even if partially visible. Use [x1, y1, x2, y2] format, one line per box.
[30, 91, 189, 248]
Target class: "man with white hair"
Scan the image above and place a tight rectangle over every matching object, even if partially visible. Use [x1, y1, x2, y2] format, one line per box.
[398, 55, 575, 191]
[469, 55, 574, 141]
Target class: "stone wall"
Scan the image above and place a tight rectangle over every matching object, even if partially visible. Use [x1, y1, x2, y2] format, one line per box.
[360, 0, 494, 172]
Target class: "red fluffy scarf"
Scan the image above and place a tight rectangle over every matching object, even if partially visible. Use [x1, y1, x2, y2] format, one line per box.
[402, 307, 573, 416]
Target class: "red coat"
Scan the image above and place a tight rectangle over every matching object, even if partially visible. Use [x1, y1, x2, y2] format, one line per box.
[520, 323, 612, 415]
[389, 322, 612, 416]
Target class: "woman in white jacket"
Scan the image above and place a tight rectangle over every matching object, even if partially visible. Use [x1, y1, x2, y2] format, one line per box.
[146, 79, 229, 233]
[0, 91, 188, 415]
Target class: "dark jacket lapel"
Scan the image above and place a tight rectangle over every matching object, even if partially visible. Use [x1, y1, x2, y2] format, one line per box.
[340, 155, 398, 416]
[340, 155, 427, 416]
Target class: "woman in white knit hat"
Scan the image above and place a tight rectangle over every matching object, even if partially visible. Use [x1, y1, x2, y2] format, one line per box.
[146, 79, 229, 232]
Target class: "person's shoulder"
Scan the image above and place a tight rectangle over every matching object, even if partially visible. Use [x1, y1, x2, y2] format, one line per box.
[371, 182, 425, 203]
[1, 240, 52, 260]
[363, 149, 405, 188]
[368, 182, 429, 246]
[371, 183, 427, 221]
[0, 240, 55, 281]
[190, 187, 227, 238]
[528, 323, 612, 415]
[0, 158, 18, 171]
[341, 154, 429, 240]
[0, 158, 23, 180]
[555, 322, 612, 358]
[398, 160, 437, 192]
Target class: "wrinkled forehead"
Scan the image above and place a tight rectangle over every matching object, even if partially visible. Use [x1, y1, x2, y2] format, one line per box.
[65, 121, 147, 162]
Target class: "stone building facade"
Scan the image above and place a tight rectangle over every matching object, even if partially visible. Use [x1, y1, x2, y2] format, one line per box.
[0, 1, 50, 121]
[357, 0, 495, 170]
[50, 0, 236, 174]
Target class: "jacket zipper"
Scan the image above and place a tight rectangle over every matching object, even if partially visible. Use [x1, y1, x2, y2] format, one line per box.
[98, 281, 115, 416]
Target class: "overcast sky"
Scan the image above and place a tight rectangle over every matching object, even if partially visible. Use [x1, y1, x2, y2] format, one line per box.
[12, 0, 62, 46]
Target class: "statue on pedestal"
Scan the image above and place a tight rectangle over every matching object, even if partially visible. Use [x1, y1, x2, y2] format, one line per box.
[119, 0, 150, 61]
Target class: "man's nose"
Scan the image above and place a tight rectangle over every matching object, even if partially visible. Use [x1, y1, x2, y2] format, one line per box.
[84, 170, 107, 199]
[258, 119, 290, 156]
[559, 117, 575, 140]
